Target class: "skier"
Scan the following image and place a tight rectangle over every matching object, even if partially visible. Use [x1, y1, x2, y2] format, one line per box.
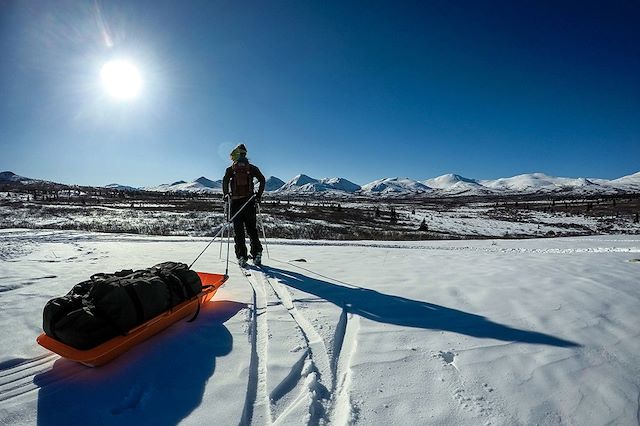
[223, 144, 266, 267]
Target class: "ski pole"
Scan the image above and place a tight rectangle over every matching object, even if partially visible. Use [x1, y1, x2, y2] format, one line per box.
[219, 197, 227, 259]
[189, 195, 255, 269]
[225, 196, 232, 276]
[257, 202, 270, 259]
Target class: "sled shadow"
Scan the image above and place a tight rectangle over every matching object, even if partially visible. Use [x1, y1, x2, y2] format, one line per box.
[36, 300, 245, 426]
[263, 266, 579, 348]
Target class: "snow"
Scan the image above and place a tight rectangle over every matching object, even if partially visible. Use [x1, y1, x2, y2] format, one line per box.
[277, 175, 361, 195]
[193, 177, 221, 189]
[359, 178, 432, 196]
[143, 178, 223, 194]
[2, 229, 640, 425]
[319, 178, 361, 193]
[266, 177, 286, 192]
[423, 174, 480, 189]
[608, 171, 640, 192]
[0, 172, 37, 184]
[104, 184, 137, 192]
[478, 173, 602, 193]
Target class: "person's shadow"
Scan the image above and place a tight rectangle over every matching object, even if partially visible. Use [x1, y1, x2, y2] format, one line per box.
[263, 266, 579, 348]
[35, 300, 245, 426]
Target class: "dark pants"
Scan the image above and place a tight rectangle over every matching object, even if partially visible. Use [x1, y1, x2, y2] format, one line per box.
[230, 197, 262, 259]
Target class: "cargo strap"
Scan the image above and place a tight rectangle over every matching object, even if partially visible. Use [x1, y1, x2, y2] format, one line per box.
[123, 284, 145, 326]
[187, 285, 214, 323]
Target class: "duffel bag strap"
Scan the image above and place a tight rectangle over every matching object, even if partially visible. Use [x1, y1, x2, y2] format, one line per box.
[186, 285, 214, 323]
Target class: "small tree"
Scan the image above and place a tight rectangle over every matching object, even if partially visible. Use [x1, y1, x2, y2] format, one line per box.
[634, 213, 639, 224]
[419, 218, 428, 231]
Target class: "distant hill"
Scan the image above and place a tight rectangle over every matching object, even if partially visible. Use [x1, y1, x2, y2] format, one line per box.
[360, 177, 431, 196]
[143, 177, 223, 194]
[276, 174, 361, 195]
[0, 171, 35, 183]
[104, 184, 138, 192]
[3, 170, 639, 198]
[265, 176, 285, 192]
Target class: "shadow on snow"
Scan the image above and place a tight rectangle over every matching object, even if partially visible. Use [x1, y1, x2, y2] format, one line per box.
[263, 266, 579, 348]
[36, 300, 245, 426]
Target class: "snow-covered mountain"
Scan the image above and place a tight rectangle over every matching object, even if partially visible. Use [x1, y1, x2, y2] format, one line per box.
[265, 176, 285, 192]
[359, 177, 432, 196]
[605, 171, 640, 192]
[4, 169, 639, 198]
[144, 177, 223, 194]
[423, 174, 491, 195]
[193, 177, 222, 189]
[320, 177, 361, 193]
[0, 171, 37, 184]
[276, 174, 361, 195]
[278, 174, 317, 191]
[478, 173, 603, 194]
[104, 184, 138, 192]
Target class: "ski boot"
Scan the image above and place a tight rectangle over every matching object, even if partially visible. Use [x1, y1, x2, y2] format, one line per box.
[238, 256, 248, 268]
[254, 252, 262, 267]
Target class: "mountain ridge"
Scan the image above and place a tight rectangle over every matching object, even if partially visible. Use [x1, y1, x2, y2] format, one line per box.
[2, 170, 639, 197]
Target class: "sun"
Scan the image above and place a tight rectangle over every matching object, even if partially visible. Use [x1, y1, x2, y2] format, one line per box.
[100, 60, 142, 100]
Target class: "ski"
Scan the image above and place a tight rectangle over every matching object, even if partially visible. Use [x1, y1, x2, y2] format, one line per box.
[239, 265, 251, 277]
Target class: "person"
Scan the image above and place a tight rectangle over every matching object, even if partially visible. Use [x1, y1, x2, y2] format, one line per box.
[222, 144, 266, 267]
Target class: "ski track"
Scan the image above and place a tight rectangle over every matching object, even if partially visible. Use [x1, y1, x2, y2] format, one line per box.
[260, 269, 333, 387]
[0, 353, 88, 403]
[240, 266, 273, 426]
[330, 309, 359, 425]
[257, 268, 331, 425]
[269, 350, 309, 405]
[0, 354, 57, 379]
[254, 264, 361, 426]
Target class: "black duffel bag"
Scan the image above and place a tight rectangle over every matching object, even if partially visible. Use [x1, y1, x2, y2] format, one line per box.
[43, 262, 202, 350]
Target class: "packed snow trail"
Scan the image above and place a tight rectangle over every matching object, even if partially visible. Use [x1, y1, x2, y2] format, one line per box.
[329, 308, 360, 425]
[240, 265, 273, 426]
[264, 259, 363, 424]
[236, 261, 364, 425]
[240, 263, 331, 425]
[257, 267, 330, 425]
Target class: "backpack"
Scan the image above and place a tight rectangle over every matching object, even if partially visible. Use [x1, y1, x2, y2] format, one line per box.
[231, 161, 253, 197]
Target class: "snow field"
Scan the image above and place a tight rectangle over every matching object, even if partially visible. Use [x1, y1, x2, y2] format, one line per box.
[1, 230, 640, 425]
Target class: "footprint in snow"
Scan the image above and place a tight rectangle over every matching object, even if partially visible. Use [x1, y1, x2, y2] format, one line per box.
[438, 351, 456, 365]
[111, 385, 149, 415]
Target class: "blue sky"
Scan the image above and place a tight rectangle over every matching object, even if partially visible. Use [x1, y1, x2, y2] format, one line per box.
[1, 0, 639, 187]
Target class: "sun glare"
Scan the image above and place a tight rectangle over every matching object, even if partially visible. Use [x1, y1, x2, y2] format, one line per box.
[100, 60, 142, 100]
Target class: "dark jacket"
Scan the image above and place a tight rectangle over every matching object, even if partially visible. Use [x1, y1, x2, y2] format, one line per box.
[223, 160, 266, 200]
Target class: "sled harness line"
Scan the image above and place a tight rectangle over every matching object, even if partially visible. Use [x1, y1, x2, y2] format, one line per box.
[188, 194, 256, 272]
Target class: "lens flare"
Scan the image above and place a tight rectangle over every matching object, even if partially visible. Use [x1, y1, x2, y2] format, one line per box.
[100, 60, 141, 99]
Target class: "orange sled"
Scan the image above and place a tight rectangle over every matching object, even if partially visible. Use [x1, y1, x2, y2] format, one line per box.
[36, 272, 228, 367]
